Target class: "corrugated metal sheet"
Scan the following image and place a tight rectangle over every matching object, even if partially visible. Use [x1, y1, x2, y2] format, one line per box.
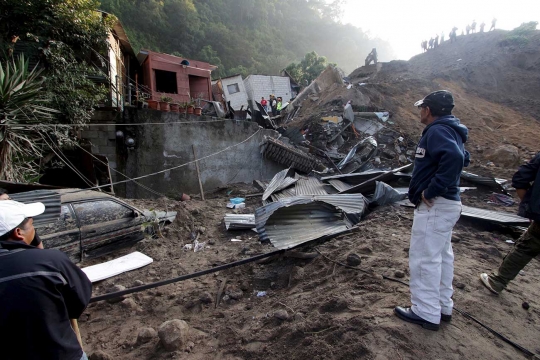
[338, 164, 412, 194]
[262, 168, 298, 201]
[398, 200, 530, 226]
[224, 214, 256, 230]
[294, 194, 368, 223]
[327, 179, 355, 192]
[9, 190, 62, 226]
[295, 176, 328, 196]
[460, 171, 508, 193]
[270, 187, 297, 202]
[255, 198, 352, 249]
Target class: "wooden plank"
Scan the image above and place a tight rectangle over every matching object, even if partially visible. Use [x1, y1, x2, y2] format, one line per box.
[192, 145, 205, 201]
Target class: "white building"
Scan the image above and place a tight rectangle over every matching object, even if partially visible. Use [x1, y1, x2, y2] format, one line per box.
[212, 74, 249, 110]
[243, 75, 292, 110]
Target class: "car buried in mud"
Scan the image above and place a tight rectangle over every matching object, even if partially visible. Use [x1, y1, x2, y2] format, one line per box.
[10, 189, 176, 263]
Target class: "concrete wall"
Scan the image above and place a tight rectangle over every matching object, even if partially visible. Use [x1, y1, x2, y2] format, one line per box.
[219, 75, 248, 110]
[81, 110, 119, 182]
[119, 109, 284, 199]
[244, 75, 292, 106]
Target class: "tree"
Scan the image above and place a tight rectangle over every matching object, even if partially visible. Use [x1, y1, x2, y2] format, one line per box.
[286, 51, 330, 85]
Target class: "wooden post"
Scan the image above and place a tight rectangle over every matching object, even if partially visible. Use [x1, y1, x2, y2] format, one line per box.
[192, 145, 205, 201]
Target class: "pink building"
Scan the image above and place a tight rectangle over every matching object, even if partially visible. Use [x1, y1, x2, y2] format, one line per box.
[137, 49, 217, 104]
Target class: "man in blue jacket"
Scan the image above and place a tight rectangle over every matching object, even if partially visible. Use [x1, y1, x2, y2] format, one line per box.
[394, 90, 470, 331]
[480, 152, 540, 294]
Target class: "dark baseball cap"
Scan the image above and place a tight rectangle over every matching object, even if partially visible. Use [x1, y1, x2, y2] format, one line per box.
[414, 90, 454, 112]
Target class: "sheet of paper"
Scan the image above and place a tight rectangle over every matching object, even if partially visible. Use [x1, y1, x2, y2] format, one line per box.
[81, 252, 153, 283]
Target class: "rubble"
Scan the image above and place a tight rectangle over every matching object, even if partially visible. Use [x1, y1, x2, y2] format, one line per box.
[158, 319, 190, 351]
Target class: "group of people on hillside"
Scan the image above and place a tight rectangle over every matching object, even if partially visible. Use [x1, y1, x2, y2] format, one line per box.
[422, 18, 498, 51]
[260, 94, 283, 116]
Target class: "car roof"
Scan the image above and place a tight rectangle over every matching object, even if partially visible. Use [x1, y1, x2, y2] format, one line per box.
[55, 188, 115, 203]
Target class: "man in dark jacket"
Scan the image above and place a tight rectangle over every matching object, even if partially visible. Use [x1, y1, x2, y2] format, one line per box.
[480, 153, 540, 294]
[0, 200, 92, 360]
[394, 90, 470, 331]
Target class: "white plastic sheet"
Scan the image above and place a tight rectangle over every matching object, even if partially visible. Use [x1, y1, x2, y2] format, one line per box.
[81, 252, 153, 283]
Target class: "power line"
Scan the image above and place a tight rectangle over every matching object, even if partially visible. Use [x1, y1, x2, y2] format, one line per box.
[0, 119, 250, 127]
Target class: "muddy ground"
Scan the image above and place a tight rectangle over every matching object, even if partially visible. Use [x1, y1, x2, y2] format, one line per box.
[80, 182, 540, 360]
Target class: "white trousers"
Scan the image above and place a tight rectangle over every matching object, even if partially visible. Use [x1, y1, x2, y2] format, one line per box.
[409, 197, 462, 324]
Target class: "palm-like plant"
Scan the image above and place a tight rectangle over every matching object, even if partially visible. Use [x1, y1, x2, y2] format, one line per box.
[0, 55, 59, 181]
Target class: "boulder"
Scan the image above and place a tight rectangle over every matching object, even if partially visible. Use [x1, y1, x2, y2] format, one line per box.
[346, 253, 361, 266]
[158, 319, 190, 351]
[486, 145, 520, 167]
[137, 327, 157, 344]
[89, 351, 113, 360]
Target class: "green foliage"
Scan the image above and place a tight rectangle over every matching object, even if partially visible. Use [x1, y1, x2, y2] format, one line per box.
[0, 55, 59, 181]
[285, 51, 329, 85]
[499, 21, 538, 47]
[0, 0, 115, 125]
[99, 0, 395, 77]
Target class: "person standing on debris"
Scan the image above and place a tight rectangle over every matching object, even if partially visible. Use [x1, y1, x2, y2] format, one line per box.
[450, 27, 458, 43]
[428, 38, 434, 49]
[480, 22, 486, 32]
[421, 40, 428, 52]
[276, 97, 283, 115]
[365, 48, 378, 66]
[270, 95, 277, 116]
[0, 200, 92, 359]
[466, 24, 471, 35]
[480, 152, 540, 295]
[441, 32, 445, 43]
[471, 20, 477, 33]
[261, 97, 268, 113]
[394, 90, 470, 331]
[434, 34, 439, 48]
[490, 18, 497, 31]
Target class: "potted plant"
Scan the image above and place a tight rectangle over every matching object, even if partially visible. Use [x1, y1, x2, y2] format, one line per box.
[194, 94, 203, 116]
[147, 98, 158, 110]
[187, 99, 195, 114]
[159, 96, 173, 111]
[170, 101, 180, 112]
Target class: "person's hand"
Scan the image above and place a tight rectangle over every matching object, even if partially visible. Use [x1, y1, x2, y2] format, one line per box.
[422, 191, 434, 208]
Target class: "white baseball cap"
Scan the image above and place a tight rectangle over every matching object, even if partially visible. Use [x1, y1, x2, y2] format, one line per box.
[0, 200, 45, 237]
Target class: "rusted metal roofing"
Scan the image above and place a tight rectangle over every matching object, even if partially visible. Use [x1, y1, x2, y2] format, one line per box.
[224, 214, 256, 230]
[255, 198, 352, 249]
[295, 176, 328, 196]
[262, 168, 298, 200]
[294, 194, 368, 223]
[9, 190, 61, 226]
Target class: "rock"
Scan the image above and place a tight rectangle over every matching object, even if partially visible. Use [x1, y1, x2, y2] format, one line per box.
[208, 239, 216, 245]
[394, 144, 402, 154]
[199, 292, 213, 304]
[158, 319, 190, 351]
[120, 298, 139, 311]
[239, 281, 250, 291]
[225, 286, 244, 300]
[374, 157, 381, 165]
[133, 280, 144, 287]
[522, 302, 530, 310]
[106, 285, 126, 303]
[198, 226, 206, 234]
[137, 327, 157, 344]
[406, 150, 415, 156]
[274, 309, 289, 321]
[185, 341, 195, 353]
[394, 270, 405, 278]
[346, 253, 361, 266]
[486, 145, 520, 167]
[399, 154, 408, 163]
[382, 149, 397, 159]
[89, 351, 114, 360]
[455, 283, 466, 289]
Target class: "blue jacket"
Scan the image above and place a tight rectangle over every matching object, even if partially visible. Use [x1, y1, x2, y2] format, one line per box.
[408, 115, 470, 205]
[512, 152, 540, 222]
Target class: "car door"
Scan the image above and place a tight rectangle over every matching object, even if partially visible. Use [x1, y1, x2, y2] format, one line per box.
[37, 204, 82, 263]
[71, 199, 145, 260]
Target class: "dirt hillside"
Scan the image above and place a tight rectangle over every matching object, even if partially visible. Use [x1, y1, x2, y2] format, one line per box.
[79, 29, 540, 360]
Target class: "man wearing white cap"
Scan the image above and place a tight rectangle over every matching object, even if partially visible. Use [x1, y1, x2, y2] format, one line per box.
[0, 200, 92, 360]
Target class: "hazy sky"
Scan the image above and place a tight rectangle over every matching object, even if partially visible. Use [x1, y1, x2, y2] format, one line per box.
[341, 0, 540, 60]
